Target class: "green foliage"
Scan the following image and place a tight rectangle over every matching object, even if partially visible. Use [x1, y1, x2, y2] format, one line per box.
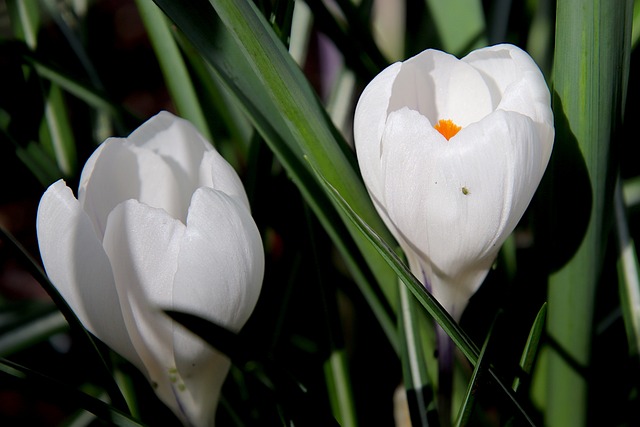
[0, 0, 638, 426]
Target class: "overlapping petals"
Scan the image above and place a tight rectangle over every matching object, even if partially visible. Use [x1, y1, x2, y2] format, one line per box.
[354, 44, 554, 320]
[37, 111, 264, 426]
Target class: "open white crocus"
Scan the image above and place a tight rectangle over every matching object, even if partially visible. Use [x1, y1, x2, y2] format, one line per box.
[36, 111, 264, 427]
[354, 44, 554, 321]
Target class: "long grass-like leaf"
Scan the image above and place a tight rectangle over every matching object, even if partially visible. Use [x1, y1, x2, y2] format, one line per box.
[199, 0, 398, 304]
[542, 1, 633, 426]
[152, 0, 400, 350]
[512, 303, 547, 392]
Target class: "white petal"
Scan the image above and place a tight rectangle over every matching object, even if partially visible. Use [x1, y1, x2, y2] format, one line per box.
[463, 44, 522, 98]
[36, 180, 143, 369]
[102, 199, 186, 315]
[170, 344, 231, 427]
[355, 43, 554, 321]
[128, 111, 210, 170]
[78, 142, 107, 197]
[444, 60, 495, 126]
[201, 150, 251, 210]
[101, 199, 187, 422]
[128, 111, 212, 197]
[474, 110, 550, 241]
[170, 187, 264, 425]
[173, 187, 263, 332]
[405, 249, 486, 322]
[380, 108, 544, 285]
[354, 61, 402, 201]
[379, 108, 543, 318]
[380, 107, 492, 276]
[389, 49, 494, 126]
[127, 111, 251, 212]
[465, 44, 554, 127]
[78, 138, 185, 239]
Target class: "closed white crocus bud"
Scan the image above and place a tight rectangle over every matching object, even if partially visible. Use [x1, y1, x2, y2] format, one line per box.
[354, 44, 554, 321]
[36, 111, 264, 426]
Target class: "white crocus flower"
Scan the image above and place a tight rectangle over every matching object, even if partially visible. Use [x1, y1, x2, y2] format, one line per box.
[36, 111, 264, 427]
[354, 44, 554, 321]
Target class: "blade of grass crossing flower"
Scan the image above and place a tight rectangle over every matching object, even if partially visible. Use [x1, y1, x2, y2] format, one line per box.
[196, 0, 399, 307]
[308, 157, 478, 363]
[544, 1, 633, 426]
[172, 3, 401, 349]
[512, 303, 547, 392]
[310, 160, 538, 426]
[151, 0, 399, 349]
[614, 178, 640, 358]
[135, 0, 211, 140]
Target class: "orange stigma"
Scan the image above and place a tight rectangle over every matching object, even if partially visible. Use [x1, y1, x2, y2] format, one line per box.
[434, 119, 461, 140]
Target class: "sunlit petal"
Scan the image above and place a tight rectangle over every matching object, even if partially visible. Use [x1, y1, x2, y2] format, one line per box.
[354, 62, 402, 200]
[355, 44, 554, 320]
[78, 139, 184, 238]
[37, 111, 264, 426]
[36, 180, 143, 369]
[101, 199, 187, 418]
